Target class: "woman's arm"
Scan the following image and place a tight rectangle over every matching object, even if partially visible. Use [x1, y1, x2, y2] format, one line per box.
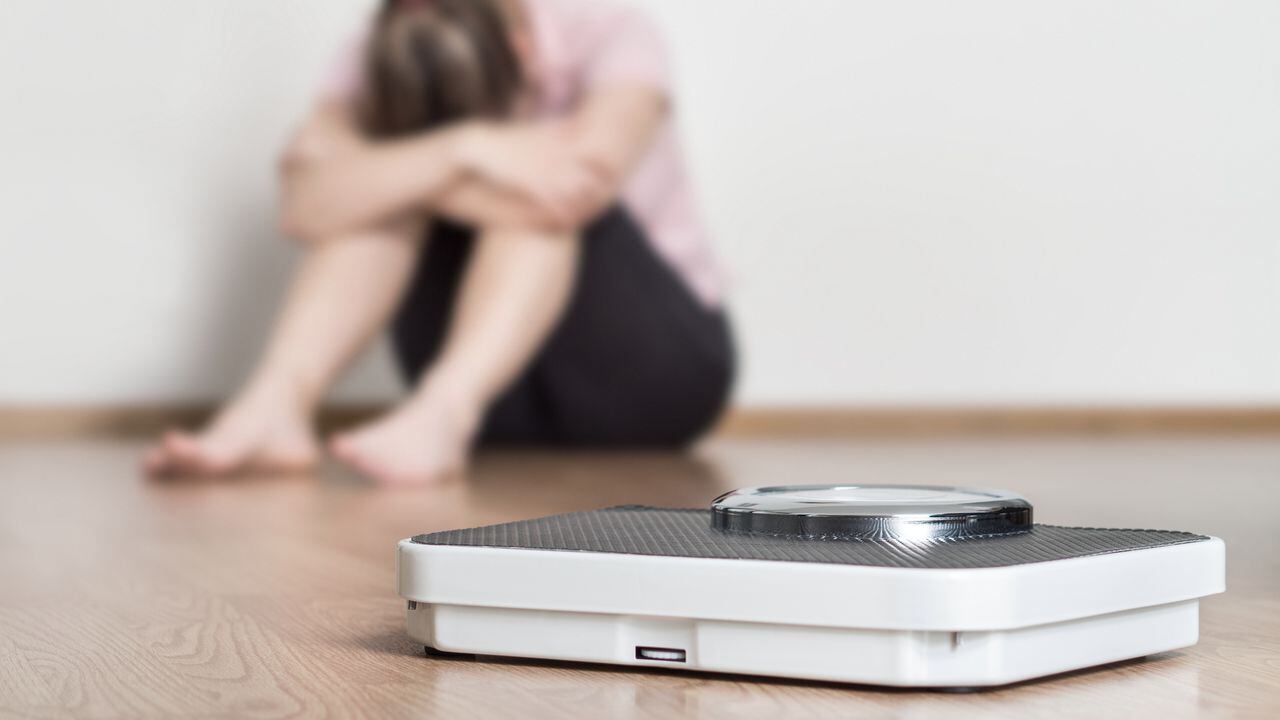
[278, 102, 467, 241]
[278, 103, 590, 239]
[439, 84, 668, 231]
[279, 85, 668, 240]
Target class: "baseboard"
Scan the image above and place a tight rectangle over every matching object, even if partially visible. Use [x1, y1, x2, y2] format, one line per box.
[713, 407, 1280, 437]
[2, 405, 1280, 440]
[0, 405, 387, 440]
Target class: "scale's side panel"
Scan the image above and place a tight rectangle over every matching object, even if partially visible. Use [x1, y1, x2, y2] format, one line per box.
[404, 598, 1203, 687]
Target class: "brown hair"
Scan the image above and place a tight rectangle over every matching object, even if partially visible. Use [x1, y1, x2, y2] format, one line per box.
[359, 0, 524, 138]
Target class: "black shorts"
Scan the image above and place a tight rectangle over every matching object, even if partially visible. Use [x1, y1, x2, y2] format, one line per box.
[391, 207, 736, 448]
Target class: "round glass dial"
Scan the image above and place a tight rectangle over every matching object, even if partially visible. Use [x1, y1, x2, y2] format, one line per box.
[710, 484, 1033, 541]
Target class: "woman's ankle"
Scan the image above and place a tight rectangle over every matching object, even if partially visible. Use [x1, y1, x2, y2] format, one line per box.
[409, 371, 486, 437]
[233, 372, 321, 426]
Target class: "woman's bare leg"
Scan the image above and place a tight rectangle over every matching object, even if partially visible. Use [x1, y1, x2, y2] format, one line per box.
[330, 226, 578, 485]
[144, 221, 423, 476]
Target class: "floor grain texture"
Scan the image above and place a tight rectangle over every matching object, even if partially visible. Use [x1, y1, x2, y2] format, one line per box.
[0, 437, 1276, 719]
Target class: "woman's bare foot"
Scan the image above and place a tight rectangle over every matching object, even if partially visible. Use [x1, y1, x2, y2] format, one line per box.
[142, 382, 319, 478]
[329, 387, 480, 487]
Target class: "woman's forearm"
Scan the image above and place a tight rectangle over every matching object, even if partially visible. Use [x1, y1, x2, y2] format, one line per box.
[431, 179, 576, 233]
[378, 127, 481, 212]
[345, 122, 593, 233]
[279, 94, 660, 242]
[430, 86, 670, 233]
[280, 119, 473, 242]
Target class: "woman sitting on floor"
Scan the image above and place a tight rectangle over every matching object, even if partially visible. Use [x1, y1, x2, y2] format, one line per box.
[144, 0, 734, 485]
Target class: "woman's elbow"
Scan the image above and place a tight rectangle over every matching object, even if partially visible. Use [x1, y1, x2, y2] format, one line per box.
[277, 202, 327, 244]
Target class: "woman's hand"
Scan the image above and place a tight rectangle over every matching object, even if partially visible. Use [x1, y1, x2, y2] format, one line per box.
[455, 122, 616, 228]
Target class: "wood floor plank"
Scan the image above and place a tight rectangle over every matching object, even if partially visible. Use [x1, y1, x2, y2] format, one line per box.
[0, 438, 1276, 718]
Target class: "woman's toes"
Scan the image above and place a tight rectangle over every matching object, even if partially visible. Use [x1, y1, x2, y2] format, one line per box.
[328, 432, 364, 468]
[162, 431, 231, 476]
[141, 445, 170, 476]
[328, 433, 360, 465]
[144, 400, 319, 479]
[160, 432, 197, 472]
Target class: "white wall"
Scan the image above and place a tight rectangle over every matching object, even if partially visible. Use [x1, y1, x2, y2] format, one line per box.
[1, 0, 1277, 407]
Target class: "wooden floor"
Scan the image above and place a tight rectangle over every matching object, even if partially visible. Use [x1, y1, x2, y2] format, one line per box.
[1, 437, 1277, 719]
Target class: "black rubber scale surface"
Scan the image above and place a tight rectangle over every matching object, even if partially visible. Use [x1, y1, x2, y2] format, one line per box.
[412, 507, 1209, 569]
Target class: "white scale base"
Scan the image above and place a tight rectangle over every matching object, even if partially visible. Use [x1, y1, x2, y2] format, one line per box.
[398, 537, 1224, 688]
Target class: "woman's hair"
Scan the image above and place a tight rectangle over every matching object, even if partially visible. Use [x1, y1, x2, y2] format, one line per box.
[360, 0, 524, 138]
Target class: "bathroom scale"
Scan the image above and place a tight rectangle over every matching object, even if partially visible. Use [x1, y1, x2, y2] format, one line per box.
[396, 485, 1224, 688]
